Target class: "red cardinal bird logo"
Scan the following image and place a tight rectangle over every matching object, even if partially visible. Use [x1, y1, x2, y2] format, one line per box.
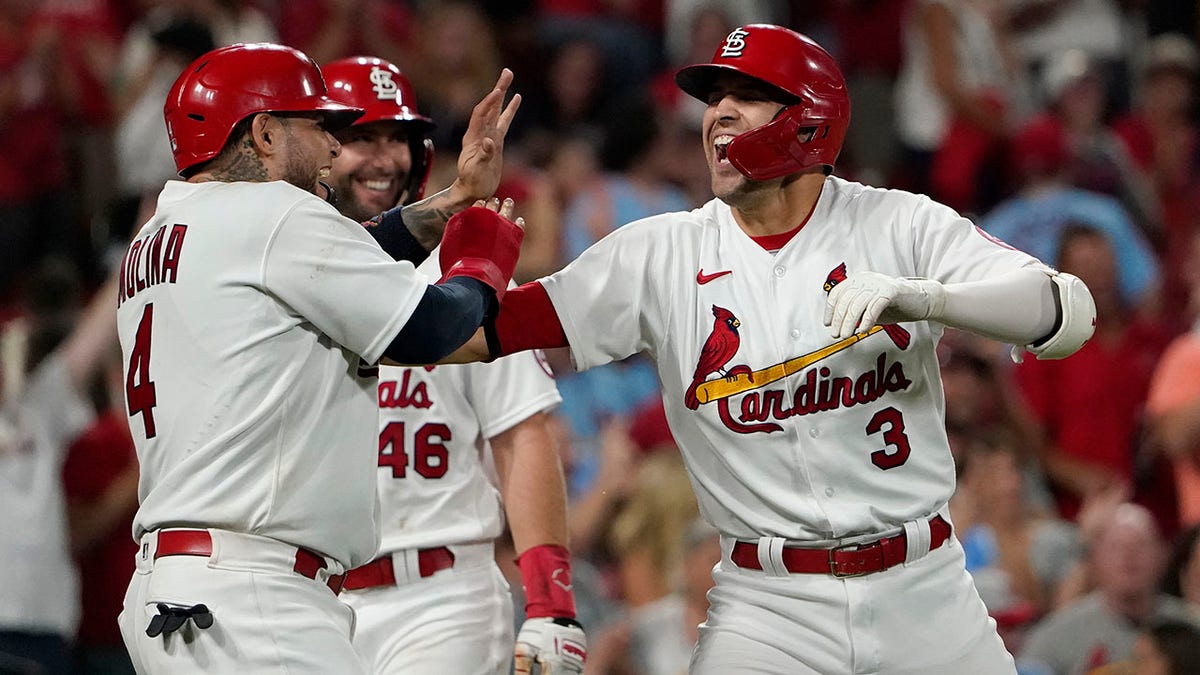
[823, 262, 912, 350]
[685, 305, 753, 410]
[823, 262, 848, 292]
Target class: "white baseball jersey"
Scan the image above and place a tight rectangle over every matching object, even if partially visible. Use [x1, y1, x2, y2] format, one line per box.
[373, 256, 561, 552]
[542, 175, 1046, 541]
[117, 180, 428, 567]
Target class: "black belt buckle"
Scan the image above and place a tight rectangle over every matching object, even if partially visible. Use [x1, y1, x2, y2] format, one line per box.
[146, 603, 213, 638]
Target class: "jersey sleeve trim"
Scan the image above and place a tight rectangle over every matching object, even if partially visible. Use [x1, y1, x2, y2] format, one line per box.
[478, 390, 562, 440]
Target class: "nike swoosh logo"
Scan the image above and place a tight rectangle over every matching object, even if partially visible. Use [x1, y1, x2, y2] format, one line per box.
[696, 269, 733, 285]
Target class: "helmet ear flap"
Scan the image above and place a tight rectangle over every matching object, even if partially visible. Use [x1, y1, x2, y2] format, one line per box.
[400, 137, 435, 205]
[726, 106, 841, 181]
[726, 110, 804, 181]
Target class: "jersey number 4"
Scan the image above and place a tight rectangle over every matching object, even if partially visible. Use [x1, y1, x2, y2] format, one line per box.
[378, 421, 451, 479]
[125, 304, 158, 438]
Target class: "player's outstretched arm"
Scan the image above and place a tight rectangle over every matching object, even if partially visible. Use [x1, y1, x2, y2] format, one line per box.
[398, 68, 522, 251]
[490, 411, 587, 674]
[823, 268, 1096, 360]
[381, 199, 525, 365]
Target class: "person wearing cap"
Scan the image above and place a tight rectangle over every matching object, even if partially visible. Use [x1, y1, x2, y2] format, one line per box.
[114, 43, 523, 673]
[320, 56, 585, 674]
[446, 24, 1097, 673]
[1027, 49, 1159, 230]
[1114, 33, 1200, 328]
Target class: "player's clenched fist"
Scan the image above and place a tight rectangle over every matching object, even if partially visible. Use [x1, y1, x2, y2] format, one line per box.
[823, 271, 946, 339]
[439, 197, 525, 302]
[514, 617, 587, 674]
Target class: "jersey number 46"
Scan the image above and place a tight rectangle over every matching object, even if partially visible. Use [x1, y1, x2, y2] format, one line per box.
[378, 421, 450, 479]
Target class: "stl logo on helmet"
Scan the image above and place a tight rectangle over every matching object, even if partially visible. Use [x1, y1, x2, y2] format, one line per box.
[720, 28, 751, 58]
[369, 66, 399, 101]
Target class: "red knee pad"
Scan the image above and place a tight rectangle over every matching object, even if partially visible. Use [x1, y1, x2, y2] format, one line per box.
[439, 206, 524, 301]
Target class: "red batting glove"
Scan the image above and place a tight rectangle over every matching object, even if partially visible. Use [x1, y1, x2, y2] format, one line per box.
[439, 206, 524, 303]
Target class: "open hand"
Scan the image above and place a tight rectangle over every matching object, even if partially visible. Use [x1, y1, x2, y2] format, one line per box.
[453, 69, 522, 203]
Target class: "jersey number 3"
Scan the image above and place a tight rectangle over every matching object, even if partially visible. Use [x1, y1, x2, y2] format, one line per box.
[866, 407, 911, 470]
[378, 421, 450, 479]
[126, 304, 158, 438]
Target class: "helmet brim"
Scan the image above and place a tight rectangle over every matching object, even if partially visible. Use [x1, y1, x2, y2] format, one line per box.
[675, 64, 801, 106]
[352, 111, 437, 134]
[312, 99, 366, 133]
[267, 96, 365, 132]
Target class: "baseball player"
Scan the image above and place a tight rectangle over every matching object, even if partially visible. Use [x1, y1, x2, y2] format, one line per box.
[320, 57, 585, 674]
[452, 25, 1099, 674]
[115, 43, 523, 674]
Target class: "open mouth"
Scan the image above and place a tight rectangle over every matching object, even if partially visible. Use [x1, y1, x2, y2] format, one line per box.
[713, 135, 734, 164]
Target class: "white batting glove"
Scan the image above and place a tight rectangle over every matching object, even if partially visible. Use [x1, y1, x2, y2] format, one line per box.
[514, 617, 587, 674]
[824, 271, 946, 339]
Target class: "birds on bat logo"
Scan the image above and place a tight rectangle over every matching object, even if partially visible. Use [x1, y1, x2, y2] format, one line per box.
[681, 265, 918, 431]
[685, 305, 754, 410]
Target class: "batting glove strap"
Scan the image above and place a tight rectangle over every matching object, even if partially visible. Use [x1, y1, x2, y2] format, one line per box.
[514, 617, 587, 675]
[438, 206, 524, 303]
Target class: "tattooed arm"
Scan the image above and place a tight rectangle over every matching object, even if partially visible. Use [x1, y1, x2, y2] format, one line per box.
[399, 68, 522, 250]
[398, 185, 478, 251]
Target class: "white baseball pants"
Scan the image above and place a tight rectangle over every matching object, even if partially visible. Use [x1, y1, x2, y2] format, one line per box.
[690, 533, 1016, 674]
[119, 529, 363, 674]
[341, 542, 513, 675]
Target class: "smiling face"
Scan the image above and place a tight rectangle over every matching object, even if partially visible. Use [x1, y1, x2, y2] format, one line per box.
[701, 71, 787, 204]
[329, 121, 415, 222]
[276, 114, 342, 195]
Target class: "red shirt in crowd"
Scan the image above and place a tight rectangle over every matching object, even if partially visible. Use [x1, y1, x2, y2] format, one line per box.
[61, 411, 138, 648]
[1015, 316, 1177, 533]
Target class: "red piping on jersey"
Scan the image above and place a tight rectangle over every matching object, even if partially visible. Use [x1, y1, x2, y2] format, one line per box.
[494, 282, 568, 356]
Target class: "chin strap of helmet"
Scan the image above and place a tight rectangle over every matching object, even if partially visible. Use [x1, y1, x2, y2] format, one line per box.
[400, 138, 435, 206]
[317, 181, 338, 205]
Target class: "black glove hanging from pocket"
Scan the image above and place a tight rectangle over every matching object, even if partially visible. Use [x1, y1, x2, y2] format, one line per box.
[146, 603, 213, 638]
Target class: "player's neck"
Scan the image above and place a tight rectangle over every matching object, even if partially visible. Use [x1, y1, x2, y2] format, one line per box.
[730, 172, 825, 238]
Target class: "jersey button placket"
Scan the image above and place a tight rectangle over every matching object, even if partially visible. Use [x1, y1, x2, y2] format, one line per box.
[773, 265, 786, 278]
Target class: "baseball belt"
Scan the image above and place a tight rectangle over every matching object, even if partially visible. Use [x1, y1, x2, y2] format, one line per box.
[153, 529, 346, 594]
[341, 547, 456, 590]
[731, 515, 952, 578]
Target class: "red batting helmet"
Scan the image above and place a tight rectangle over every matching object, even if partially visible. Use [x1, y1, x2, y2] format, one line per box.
[675, 25, 850, 180]
[322, 57, 437, 204]
[165, 43, 365, 177]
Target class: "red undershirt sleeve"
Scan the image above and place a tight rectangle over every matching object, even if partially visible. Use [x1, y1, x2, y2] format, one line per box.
[489, 281, 568, 357]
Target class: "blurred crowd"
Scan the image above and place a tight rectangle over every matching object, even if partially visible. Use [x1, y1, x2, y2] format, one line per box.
[4, 0, 1200, 674]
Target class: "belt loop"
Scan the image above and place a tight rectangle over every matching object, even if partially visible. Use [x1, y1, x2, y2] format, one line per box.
[757, 537, 788, 578]
[398, 549, 420, 584]
[903, 518, 932, 566]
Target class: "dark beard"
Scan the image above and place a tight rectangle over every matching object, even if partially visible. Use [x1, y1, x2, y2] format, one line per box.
[329, 178, 377, 222]
[281, 155, 320, 196]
